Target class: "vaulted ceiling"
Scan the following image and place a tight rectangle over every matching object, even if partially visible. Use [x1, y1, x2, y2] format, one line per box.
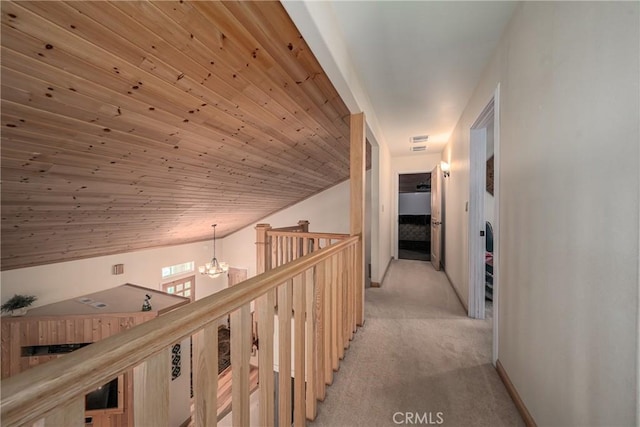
[1, 1, 356, 270]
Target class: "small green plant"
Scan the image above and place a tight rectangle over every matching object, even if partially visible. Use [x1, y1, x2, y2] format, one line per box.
[1, 294, 37, 313]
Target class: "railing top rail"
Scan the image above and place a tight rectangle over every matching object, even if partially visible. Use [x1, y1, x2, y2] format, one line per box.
[0, 235, 359, 427]
[269, 225, 305, 232]
[266, 230, 350, 240]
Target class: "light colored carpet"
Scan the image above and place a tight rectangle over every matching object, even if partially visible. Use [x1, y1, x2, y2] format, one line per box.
[310, 259, 523, 427]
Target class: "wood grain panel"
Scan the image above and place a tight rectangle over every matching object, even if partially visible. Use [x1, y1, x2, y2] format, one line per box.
[292, 272, 305, 427]
[277, 280, 292, 427]
[194, 323, 218, 427]
[0, 0, 352, 270]
[257, 289, 275, 426]
[44, 397, 84, 427]
[133, 348, 170, 427]
[230, 304, 251, 427]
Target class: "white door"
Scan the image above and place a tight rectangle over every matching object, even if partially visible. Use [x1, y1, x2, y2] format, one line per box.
[430, 165, 442, 270]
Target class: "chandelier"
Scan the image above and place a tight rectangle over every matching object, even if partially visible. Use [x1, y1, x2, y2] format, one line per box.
[199, 224, 229, 278]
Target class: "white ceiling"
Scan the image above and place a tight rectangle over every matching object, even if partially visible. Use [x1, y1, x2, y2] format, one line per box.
[300, 1, 517, 156]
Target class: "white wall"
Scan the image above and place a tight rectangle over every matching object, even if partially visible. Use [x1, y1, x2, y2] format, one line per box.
[365, 164, 372, 286]
[223, 171, 372, 278]
[443, 2, 639, 425]
[0, 241, 225, 427]
[399, 193, 430, 215]
[392, 153, 442, 177]
[281, 0, 394, 285]
[371, 143, 393, 284]
[1, 241, 224, 308]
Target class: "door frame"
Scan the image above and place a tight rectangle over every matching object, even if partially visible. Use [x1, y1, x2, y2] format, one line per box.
[468, 84, 501, 365]
[430, 164, 442, 270]
[393, 170, 431, 260]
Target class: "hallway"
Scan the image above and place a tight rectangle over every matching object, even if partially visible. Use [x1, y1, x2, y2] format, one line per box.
[310, 260, 523, 426]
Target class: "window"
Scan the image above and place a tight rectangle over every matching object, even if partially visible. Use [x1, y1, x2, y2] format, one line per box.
[162, 276, 195, 301]
[161, 261, 195, 279]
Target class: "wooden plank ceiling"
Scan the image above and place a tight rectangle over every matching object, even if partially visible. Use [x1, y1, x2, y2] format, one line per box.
[1, 1, 357, 270]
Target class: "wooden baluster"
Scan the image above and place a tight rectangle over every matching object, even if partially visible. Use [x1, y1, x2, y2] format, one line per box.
[286, 236, 291, 264]
[258, 289, 276, 427]
[273, 236, 280, 307]
[278, 280, 293, 427]
[231, 304, 252, 427]
[292, 236, 298, 260]
[290, 237, 306, 425]
[351, 244, 357, 336]
[323, 259, 333, 385]
[288, 235, 293, 262]
[342, 249, 350, 351]
[302, 239, 317, 420]
[336, 251, 343, 360]
[134, 348, 170, 426]
[313, 239, 326, 400]
[293, 271, 305, 427]
[43, 397, 84, 427]
[194, 323, 218, 427]
[268, 235, 273, 270]
[332, 254, 341, 367]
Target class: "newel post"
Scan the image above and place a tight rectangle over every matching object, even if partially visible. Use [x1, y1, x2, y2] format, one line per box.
[350, 112, 366, 326]
[297, 220, 310, 232]
[256, 223, 272, 274]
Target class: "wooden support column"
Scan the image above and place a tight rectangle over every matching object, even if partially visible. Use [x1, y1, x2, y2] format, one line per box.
[350, 112, 366, 326]
[133, 348, 170, 427]
[256, 223, 272, 274]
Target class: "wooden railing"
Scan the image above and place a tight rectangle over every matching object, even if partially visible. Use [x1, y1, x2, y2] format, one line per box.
[255, 223, 355, 423]
[0, 227, 361, 427]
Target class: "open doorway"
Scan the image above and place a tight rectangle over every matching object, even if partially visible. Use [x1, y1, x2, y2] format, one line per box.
[397, 173, 431, 261]
[469, 85, 500, 365]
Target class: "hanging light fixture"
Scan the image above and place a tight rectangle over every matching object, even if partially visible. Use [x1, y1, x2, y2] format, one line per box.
[199, 224, 229, 278]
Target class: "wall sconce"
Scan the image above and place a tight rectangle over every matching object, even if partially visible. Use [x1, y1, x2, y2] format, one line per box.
[441, 161, 451, 178]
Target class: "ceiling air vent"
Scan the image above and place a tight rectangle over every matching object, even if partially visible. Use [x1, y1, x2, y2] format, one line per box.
[410, 145, 427, 152]
[410, 135, 429, 144]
